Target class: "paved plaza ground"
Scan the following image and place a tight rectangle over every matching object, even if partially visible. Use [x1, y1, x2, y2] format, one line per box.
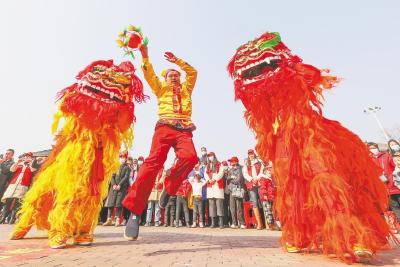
[0, 224, 399, 267]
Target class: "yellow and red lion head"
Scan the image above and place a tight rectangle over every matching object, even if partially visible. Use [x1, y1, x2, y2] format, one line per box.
[57, 60, 146, 132]
[227, 32, 393, 263]
[228, 32, 337, 108]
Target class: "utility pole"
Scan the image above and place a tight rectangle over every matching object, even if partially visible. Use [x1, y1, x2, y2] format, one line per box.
[363, 106, 390, 141]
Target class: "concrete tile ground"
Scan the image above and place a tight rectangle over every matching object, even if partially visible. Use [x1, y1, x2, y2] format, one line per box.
[0, 225, 399, 267]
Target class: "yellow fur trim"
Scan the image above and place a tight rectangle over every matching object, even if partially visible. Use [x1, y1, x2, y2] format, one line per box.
[14, 113, 132, 238]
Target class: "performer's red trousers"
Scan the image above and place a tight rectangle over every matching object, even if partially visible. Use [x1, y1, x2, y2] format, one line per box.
[122, 124, 198, 215]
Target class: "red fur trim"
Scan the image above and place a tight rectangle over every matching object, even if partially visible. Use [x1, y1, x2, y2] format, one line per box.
[228, 34, 396, 261]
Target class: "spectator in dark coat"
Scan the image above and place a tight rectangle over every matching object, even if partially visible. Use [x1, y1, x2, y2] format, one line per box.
[389, 154, 400, 231]
[103, 152, 131, 226]
[164, 195, 177, 227]
[0, 149, 15, 208]
[226, 157, 246, 229]
[175, 179, 191, 227]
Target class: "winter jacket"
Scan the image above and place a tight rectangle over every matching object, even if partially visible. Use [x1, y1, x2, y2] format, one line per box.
[176, 179, 192, 198]
[205, 161, 225, 199]
[226, 165, 244, 192]
[243, 160, 264, 190]
[372, 152, 397, 194]
[149, 168, 166, 201]
[259, 175, 276, 201]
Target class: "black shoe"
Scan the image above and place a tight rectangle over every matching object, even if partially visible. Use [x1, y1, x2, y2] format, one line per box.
[158, 190, 170, 209]
[124, 213, 140, 241]
[219, 217, 225, 229]
[210, 217, 217, 228]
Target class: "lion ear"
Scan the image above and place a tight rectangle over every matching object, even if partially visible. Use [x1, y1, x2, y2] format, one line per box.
[118, 61, 136, 73]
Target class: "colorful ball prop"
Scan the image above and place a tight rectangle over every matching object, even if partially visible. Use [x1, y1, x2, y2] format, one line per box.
[116, 25, 149, 59]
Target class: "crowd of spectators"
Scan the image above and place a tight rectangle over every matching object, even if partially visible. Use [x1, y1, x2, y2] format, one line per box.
[1, 139, 399, 233]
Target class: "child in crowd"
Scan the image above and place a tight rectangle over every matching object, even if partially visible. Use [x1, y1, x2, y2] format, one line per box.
[175, 178, 192, 227]
[164, 195, 177, 227]
[258, 162, 278, 230]
[189, 172, 207, 228]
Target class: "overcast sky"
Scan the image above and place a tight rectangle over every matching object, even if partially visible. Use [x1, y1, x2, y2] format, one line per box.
[1, 0, 399, 166]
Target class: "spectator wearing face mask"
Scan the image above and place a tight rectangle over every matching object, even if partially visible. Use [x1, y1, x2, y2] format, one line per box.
[389, 154, 400, 231]
[388, 139, 400, 156]
[368, 142, 395, 185]
[175, 178, 191, 227]
[226, 156, 246, 229]
[199, 147, 208, 166]
[137, 156, 144, 170]
[205, 152, 226, 229]
[121, 157, 136, 225]
[188, 165, 206, 228]
[128, 158, 139, 186]
[103, 152, 131, 227]
[222, 160, 231, 227]
[0, 152, 36, 224]
[259, 162, 278, 230]
[188, 160, 208, 226]
[243, 149, 264, 230]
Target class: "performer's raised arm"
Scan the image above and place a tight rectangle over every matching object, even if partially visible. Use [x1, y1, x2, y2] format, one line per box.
[164, 52, 197, 93]
[139, 45, 163, 97]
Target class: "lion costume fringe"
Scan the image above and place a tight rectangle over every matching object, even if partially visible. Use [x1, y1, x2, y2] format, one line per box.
[11, 60, 145, 247]
[228, 32, 398, 263]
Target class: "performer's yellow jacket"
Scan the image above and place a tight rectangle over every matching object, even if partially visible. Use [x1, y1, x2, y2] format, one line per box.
[141, 57, 197, 129]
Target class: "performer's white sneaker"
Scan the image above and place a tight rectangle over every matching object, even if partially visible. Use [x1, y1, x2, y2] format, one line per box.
[124, 214, 140, 241]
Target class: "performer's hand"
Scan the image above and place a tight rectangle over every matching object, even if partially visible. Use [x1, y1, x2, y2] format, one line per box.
[112, 185, 117, 190]
[116, 185, 121, 190]
[164, 52, 178, 63]
[139, 44, 148, 58]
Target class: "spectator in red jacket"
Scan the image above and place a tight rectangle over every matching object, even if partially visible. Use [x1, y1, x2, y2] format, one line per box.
[258, 162, 278, 230]
[389, 154, 400, 229]
[175, 179, 191, 227]
[368, 142, 395, 184]
[0, 152, 36, 224]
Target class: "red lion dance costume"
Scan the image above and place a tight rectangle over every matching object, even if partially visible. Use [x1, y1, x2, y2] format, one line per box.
[10, 60, 145, 248]
[228, 32, 397, 263]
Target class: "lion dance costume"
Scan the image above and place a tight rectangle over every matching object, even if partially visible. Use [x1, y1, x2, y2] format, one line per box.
[11, 60, 145, 248]
[228, 32, 397, 263]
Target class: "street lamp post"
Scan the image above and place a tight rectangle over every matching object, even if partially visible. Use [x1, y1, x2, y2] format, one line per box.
[363, 106, 390, 141]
